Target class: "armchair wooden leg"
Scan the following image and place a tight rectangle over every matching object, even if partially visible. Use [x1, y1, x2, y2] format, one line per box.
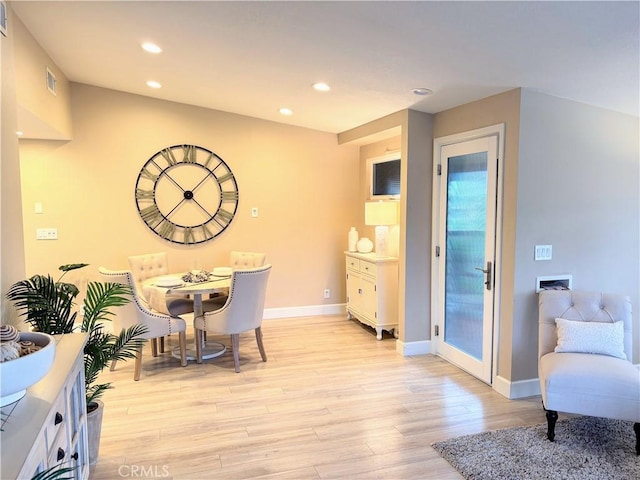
[255, 327, 267, 362]
[159, 336, 165, 353]
[634, 423, 640, 455]
[231, 333, 240, 373]
[178, 331, 187, 367]
[195, 328, 203, 364]
[545, 410, 558, 442]
[151, 338, 158, 357]
[133, 347, 143, 381]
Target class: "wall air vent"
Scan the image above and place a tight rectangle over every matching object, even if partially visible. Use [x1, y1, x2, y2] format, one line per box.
[0, 1, 7, 37]
[46, 67, 57, 96]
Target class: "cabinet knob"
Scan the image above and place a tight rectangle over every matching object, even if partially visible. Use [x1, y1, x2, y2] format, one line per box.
[358, 288, 363, 294]
[71, 452, 79, 461]
[54, 412, 64, 425]
[57, 447, 66, 461]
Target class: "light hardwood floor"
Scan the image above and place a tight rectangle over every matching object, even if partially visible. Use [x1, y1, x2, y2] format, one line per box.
[91, 315, 544, 479]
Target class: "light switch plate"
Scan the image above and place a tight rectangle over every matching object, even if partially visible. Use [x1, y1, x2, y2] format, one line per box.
[535, 244, 552, 261]
[36, 228, 58, 240]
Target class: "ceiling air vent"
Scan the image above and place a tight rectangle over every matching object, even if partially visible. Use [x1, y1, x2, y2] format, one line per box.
[46, 67, 57, 96]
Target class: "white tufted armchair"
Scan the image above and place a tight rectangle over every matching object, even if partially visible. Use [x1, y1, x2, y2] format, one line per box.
[538, 290, 640, 454]
[98, 267, 187, 381]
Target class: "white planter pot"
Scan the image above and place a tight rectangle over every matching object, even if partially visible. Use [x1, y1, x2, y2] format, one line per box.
[87, 399, 104, 465]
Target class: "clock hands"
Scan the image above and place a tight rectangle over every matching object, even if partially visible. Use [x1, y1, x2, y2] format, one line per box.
[161, 169, 218, 221]
[136, 145, 238, 244]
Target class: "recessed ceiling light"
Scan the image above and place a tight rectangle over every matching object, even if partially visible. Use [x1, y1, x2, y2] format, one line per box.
[142, 42, 162, 54]
[412, 87, 433, 96]
[312, 83, 331, 92]
[279, 108, 293, 116]
[146, 80, 162, 89]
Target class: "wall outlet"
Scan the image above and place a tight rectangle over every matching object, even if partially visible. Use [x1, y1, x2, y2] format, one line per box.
[323, 289, 330, 299]
[251, 207, 258, 217]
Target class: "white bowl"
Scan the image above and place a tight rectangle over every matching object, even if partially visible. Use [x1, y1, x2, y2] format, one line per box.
[0, 332, 56, 406]
[212, 267, 232, 277]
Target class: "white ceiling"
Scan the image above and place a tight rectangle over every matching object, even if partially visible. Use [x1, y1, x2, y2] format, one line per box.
[11, 1, 640, 134]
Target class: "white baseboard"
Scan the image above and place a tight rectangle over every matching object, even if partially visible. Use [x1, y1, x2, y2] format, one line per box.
[263, 303, 346, 320]
[493, 375, 541, 399]
[396, 339, 431, 356]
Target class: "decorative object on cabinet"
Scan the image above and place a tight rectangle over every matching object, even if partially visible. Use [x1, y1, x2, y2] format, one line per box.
[6, 263, 148, 465]
[348, 227, 359, 252]
[356, 237, 374, 253]
[0, 334, 90, 479]
[134, 144, 239, 244]
[0, 331, 56, 406]
[345, 252, 398, 340]
[365, 201, 399, 257]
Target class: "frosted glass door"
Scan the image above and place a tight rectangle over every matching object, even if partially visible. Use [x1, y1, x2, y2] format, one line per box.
[436, 135, 498, 384]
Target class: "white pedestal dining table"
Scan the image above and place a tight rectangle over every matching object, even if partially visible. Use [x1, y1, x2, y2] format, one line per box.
[142, 274, 231, 361]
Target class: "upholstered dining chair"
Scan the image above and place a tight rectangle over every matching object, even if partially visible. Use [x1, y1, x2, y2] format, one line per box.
[229, 251, 266, 268]
[98, 267, 188, 381]
[128, 252, 193, 322]
[195, 264, 272, 371]
[206, 251, 267, 306]
[538, 290, 640, 455]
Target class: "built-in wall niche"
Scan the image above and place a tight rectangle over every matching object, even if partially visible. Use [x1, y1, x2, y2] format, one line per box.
[367, 152, 401, 200]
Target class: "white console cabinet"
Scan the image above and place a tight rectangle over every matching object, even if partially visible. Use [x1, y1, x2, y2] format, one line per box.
[1, 334, 89, 480]
[345, 252, 398, 340]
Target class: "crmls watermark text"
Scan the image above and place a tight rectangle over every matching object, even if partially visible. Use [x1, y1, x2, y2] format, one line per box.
[118, 465, 170, 478]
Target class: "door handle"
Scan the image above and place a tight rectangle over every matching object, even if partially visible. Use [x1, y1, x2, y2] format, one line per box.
[475, 261, 492, 291]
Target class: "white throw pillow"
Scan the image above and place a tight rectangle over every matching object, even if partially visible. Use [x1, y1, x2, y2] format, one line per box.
[554, 318, 626, 359]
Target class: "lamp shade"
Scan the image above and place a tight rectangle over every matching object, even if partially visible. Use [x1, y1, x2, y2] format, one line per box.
[365, 201, 399, 226]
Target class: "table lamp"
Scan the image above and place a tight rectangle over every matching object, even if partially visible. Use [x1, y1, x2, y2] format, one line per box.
[365, 201, 399, 257]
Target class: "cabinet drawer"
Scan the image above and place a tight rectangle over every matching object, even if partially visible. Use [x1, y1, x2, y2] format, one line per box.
[47, 427, 71, 467]
[359, 260, 377, 276]
[45, 392, 67, 452]
[345, 257, 360, 271]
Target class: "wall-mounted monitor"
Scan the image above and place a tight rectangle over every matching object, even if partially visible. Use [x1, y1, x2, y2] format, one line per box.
[367, 153, 401, 200]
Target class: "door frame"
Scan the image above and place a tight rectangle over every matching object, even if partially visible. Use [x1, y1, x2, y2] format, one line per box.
[430, 123, 505, 384]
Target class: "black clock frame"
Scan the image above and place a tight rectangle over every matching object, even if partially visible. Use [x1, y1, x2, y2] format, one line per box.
[134, 144, 239, 245]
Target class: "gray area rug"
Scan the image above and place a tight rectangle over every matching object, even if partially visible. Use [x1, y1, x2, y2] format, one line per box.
[431, 416, 639, 479]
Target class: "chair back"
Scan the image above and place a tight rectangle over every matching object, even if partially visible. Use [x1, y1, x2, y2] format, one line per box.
[128, 252, 169, 292]
[98, 267, 185, 339]
[212, 265, 271, 334]
[229, 251, 266, 269]
[538, 290, 632, 361]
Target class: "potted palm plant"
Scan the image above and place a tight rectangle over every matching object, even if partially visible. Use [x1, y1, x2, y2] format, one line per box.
[6, 263, 147, 464]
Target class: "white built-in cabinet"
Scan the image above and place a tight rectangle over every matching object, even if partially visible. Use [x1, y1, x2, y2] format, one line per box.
[345, 252, 398, 340]
[1, 334, 89, 480]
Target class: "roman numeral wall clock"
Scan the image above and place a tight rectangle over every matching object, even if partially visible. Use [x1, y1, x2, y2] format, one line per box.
[134, 144, 239, 244]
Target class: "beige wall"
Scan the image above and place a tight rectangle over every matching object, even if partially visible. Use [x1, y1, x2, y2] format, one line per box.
[1, 5, 27, 324]
[18, 84, 360, 310]
[515, 90, 639, 371]
[339, 109, 434, 345]
[13, 14, 72, 140]
[433, 89, 522, 381]
[433, 88, 640, 383]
